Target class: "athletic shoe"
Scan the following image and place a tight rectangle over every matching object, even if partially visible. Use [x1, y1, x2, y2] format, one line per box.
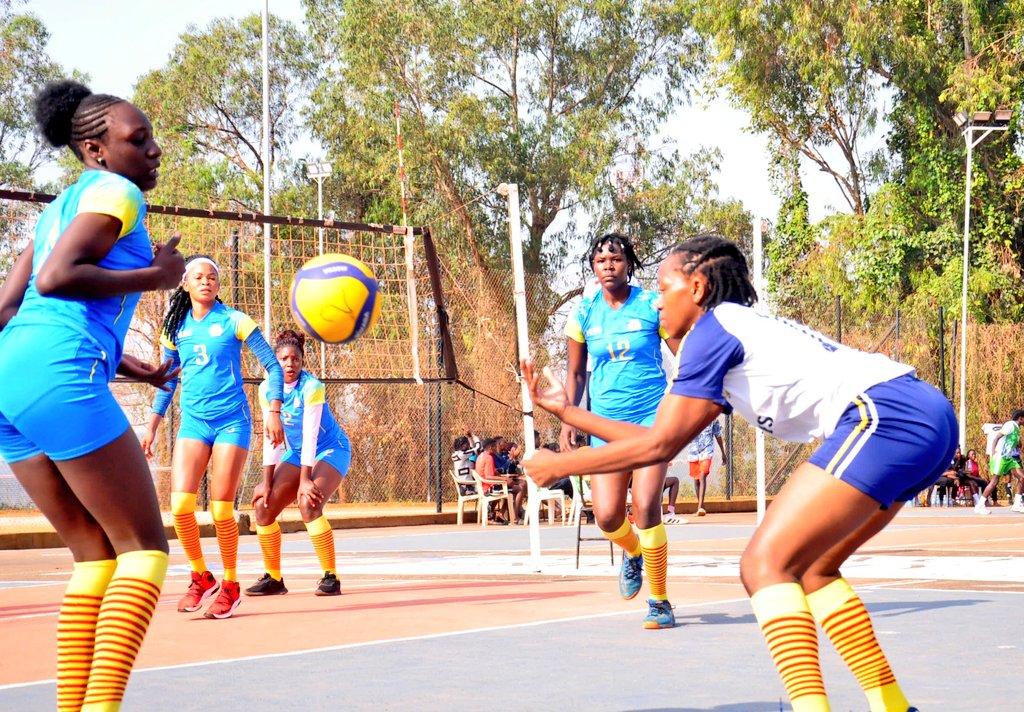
[974, 501, 991, 515]
[315, 572, 342, 596]
[697, 507, 707, 517]
[642, 599, 675, 629]
[244, 573, 288, 596]
[1012, 503, 1024, 513]
[618, 552, 644, 600]
[664, 516, 688, 525]
[204, 580, 241, 619]
[177, 570, 219, 612]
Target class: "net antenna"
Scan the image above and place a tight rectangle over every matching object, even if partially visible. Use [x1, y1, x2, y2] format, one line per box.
[395, 101, 423, 385]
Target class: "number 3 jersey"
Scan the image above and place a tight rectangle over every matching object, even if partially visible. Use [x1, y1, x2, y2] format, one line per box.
[157, 302, 260, 420]
[565, 285, 668, 421]
[669, 302, 914, 442]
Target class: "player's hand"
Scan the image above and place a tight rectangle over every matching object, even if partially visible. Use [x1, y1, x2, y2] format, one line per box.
[265, 411, 285, 447]
[140, 424, 158, 460]
[152, 232, 184, 289]
[120, 355, 180, 392]
[521, 448, 560, 487]
[521, 359, 568, 417]
[558, 423, 577, 453]
[251, 481, 271, 510]
[298, 479, 323, 507]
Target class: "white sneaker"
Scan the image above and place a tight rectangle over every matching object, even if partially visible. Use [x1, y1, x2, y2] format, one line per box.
[1011, 504, 1024, 513]
[975, 501, 991, 515]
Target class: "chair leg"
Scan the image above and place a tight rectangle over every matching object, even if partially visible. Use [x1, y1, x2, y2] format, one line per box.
[457, 501, 464, 526]
[575, 509, 583, 569]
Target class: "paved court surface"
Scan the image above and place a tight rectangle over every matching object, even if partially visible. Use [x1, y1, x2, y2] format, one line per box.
[1, 508, 1023, 711]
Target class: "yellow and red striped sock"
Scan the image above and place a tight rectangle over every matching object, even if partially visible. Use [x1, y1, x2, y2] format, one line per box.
[305, 516, 336, 575]
[170, 492, 206, 573]
[81, 550, 167, 712]
[256, 521, 283, 580]
[637, 523, 669, 601]
[600, 517, 642, 557]
[211, 500, 238, 582]
[807, 578, 909, 712]
[57, 559, 116, 712]
[750, 582, 830, 711]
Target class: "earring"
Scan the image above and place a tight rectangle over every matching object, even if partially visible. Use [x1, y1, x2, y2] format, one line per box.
[97, 157, 106, 167]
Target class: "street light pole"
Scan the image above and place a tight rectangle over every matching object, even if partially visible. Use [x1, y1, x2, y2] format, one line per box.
[305, 160, 333, 375]
[956, 109, 1011, 448]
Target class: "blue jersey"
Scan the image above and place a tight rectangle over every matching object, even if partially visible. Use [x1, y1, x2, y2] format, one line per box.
[259, 371, 349, 460]
[156, 302, 266, 420]
[8, 169, 149, 376]
[565, 285, 668, 420]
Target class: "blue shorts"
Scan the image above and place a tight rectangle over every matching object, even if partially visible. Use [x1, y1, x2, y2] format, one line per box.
[590, 410, 658, 449]
[808, 374, 958, 507]
[281, 440, 351, 477]
[0, 325, 127, 463]
[177, 411, 252, 449]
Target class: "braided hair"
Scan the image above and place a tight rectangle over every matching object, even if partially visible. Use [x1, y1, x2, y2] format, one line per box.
[667, 234, 757, 310]
[274, 328, 305, 358]
[585, 232, 643, 279]
[160, 255, 222, 345]
[33, 80, 126, 160]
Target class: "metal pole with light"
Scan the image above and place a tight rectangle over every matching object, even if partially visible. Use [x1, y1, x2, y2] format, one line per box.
[954, 108, 1011, 448]
[305, 161, 333, 375]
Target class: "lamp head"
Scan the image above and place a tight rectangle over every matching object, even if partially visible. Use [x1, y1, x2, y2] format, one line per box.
[953, 111, 968, 128]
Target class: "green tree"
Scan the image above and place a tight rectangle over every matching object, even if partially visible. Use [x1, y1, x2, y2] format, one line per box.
[131, 13, 318, 211]
[304, 0, 700, 273]
[0, 5, 74, 189]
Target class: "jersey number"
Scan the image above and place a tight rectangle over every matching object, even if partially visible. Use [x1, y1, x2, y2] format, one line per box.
[606, 339, 631, 361]
[192, 344, 209, 366]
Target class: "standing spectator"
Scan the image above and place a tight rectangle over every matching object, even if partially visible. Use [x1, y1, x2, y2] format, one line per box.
[687, 419, 727, 516]
[976, 410, 1024, 514]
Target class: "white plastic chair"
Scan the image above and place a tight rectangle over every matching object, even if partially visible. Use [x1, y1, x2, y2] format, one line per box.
[523, 485, 566, 526]
[471, 471, 514, 526]
[448, 469, 481, 525]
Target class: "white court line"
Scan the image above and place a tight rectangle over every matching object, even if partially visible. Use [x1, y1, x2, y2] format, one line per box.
[0, 596, 751, 691]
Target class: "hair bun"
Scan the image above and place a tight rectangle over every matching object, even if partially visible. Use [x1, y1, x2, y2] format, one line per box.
[34, 81, 92, 148]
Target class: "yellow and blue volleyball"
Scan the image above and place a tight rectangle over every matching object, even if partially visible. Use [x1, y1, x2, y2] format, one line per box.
[289, 253, 381, 344]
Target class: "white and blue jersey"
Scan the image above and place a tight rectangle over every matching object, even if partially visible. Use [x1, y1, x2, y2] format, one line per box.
[670, 303, 957, 506]
[259, 371, 351, 474]
[152, 302, 283, 422]
[565, 285, 668, 422]
[0, 170, 151, 462]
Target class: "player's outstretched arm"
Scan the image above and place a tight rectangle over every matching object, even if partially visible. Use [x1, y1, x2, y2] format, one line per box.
[522, 391, 722, 487]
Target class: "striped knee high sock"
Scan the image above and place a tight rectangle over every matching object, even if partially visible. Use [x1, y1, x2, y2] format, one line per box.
[750, 582, 830, 712]
[57, 559, 117, 712]
[305, 516, 336, 575]
[256, 521, 283, 581]
[637, 524, 669, 601]
[600, 517, 642, 557]
[211, 500, 238, 582]
[807, 578, 909, 712]
[81, 550, 167, 712]
[170, 492, 206, 573]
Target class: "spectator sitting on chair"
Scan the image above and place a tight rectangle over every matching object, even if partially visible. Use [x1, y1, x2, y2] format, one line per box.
[959, 448, 987, 505]
[927, 446, 963, 506]
[493, 437, 512, 474]
[450, 427, 481, 496]
[476, 438, 524, 524]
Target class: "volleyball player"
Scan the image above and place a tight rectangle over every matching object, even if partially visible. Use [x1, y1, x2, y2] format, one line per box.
[522, 234, 949, 712]
[0, 80, 184, 711]
[245, 329, 352, 597]
[561, 233, 680, 629]
[140, 255, 284, 619]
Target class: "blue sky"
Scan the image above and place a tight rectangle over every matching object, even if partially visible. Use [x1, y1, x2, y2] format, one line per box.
[27, 0, 860, 224]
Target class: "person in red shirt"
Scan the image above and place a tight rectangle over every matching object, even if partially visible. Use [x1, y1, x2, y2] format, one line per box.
[476, 438, 524, 523]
